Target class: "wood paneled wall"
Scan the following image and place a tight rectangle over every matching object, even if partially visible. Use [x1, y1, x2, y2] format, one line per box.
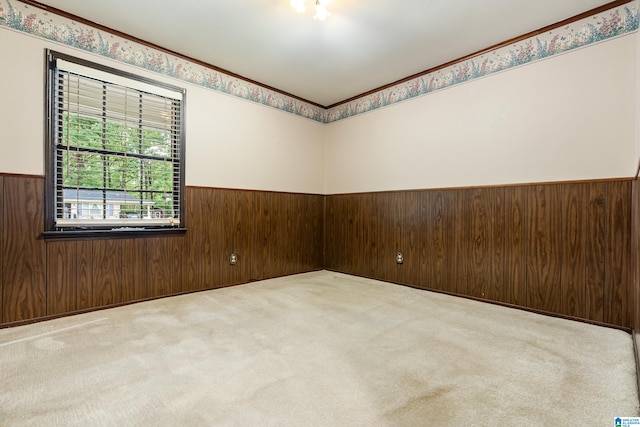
[1, 174, 634, 330]
[0, 175, 324, 326]
[631, 178, 639, 387]
[633, 178, 640, 327]
[325, 180, 633, 328]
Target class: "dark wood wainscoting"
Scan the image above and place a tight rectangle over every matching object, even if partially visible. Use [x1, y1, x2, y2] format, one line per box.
[0, 175, 324, 326]
[634, 178, 640, 331]
[325, 180, 633, 328]
[633, 178, 640, 331]
[631, 178, 640, 392]
[1, 175, 634, 330]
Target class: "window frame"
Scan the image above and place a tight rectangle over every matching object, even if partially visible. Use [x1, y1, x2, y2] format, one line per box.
[44, 50, 187, 240]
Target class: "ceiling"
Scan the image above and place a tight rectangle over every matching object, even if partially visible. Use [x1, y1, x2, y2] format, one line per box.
[35, 0, 615, 107]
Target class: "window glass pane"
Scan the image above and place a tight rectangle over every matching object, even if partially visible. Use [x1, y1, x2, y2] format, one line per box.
[48, 51, 184, 230]
[60, 151, 104, 189]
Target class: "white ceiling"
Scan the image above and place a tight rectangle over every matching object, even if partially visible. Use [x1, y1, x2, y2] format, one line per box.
[36, 0, 615, 106]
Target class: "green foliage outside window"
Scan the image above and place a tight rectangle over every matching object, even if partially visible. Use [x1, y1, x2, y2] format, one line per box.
[61, 113, 175, 215]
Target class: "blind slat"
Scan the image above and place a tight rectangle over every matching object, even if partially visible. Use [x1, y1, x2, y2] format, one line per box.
[52, 59, 183, 229]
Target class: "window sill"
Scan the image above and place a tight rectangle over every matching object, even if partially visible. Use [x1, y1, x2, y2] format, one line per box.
[42, 227, 187, 241]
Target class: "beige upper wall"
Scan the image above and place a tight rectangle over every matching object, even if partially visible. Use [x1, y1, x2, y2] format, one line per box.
[637, 27, 640, 175]
[0, 28, 326, 194]
[0, 26, 637, 196]
[325, 34, 637, 194]
[186, 88, 325, 193]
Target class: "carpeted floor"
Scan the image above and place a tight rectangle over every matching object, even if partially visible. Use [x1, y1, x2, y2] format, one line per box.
[0, 271, 638, 426]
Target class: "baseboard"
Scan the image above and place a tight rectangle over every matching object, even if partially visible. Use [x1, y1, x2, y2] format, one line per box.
[0, 269, 324, 329]
[324, 269, 631, 333]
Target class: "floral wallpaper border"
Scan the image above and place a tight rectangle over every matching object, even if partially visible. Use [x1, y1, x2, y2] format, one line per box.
[0, 0, 638, 124]
[327, 2, 639, 122]
[0, 0, 326, 122]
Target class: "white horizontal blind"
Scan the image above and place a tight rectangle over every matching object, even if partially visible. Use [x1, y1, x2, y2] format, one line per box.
[52, 59, 183, 229]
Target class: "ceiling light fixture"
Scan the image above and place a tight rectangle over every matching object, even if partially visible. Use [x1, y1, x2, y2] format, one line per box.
[313, 1, 330, 21]
[291, 0, 331, 21]
[290, 0, 306, 13]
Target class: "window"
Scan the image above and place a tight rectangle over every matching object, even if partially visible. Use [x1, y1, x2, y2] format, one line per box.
[45, 50, 186, 238]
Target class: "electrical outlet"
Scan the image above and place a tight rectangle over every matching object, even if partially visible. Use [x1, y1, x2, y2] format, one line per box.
[230, 253, 238, 266]
[396, 252, 404, 264]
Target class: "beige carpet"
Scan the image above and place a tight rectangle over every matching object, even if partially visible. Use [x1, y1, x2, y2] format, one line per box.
[0, 271, 637, 426]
